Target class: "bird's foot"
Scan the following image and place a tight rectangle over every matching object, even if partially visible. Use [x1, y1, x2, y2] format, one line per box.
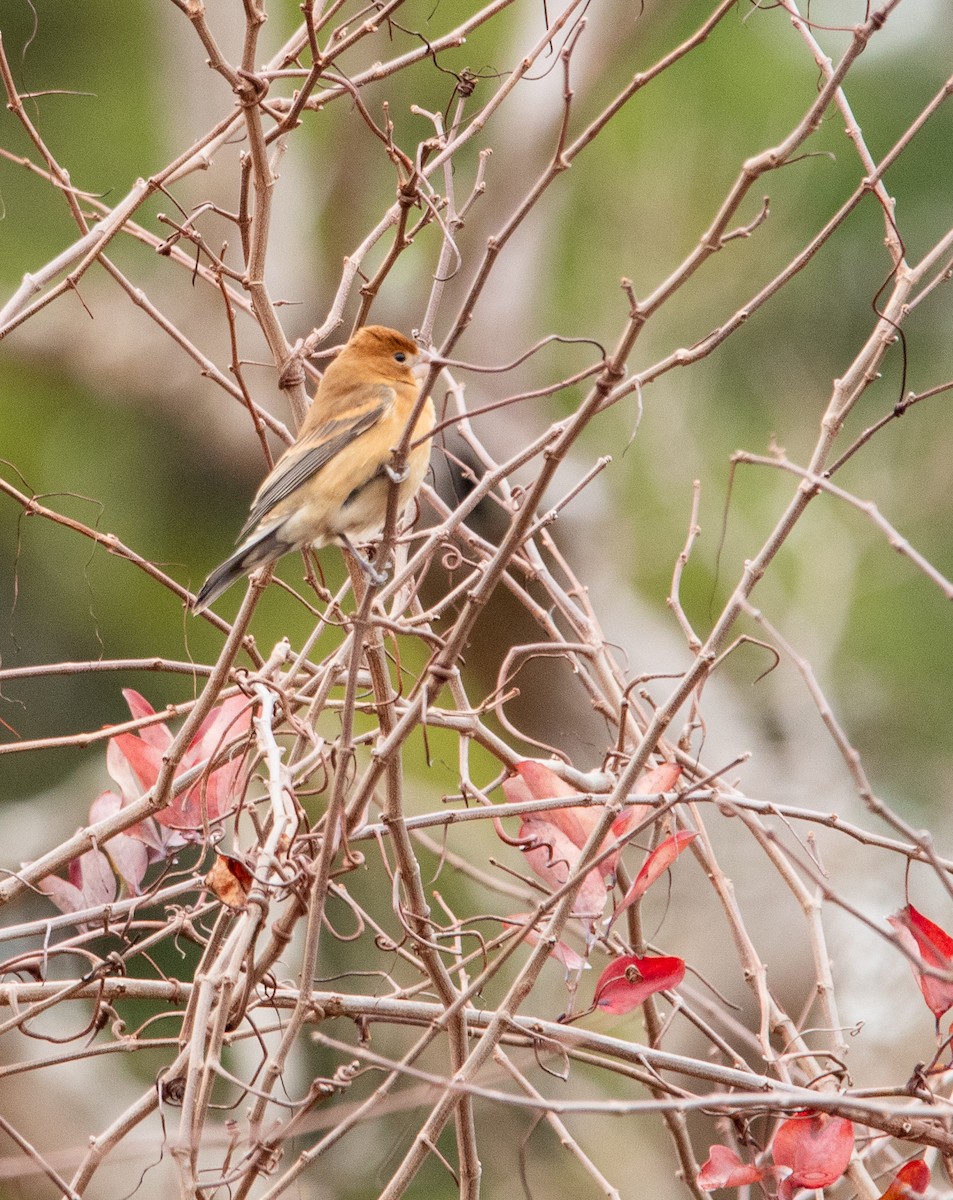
[384, 461, 409, 485]
[340, 536, 389, 587]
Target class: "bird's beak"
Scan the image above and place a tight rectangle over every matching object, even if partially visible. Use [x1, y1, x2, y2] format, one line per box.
[412, 347, 435, 381]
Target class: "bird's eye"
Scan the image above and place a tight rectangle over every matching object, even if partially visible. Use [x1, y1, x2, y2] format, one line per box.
[394, 351, 407, 363]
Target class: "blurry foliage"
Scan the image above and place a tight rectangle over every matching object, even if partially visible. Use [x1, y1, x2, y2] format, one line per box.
[1, 0, 951, 817]
[1, 5, 952, 1198]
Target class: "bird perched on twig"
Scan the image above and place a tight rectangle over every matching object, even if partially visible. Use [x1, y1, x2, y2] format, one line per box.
[192, 325, 435, 613]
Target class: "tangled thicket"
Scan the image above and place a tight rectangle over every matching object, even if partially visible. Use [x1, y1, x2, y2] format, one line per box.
[2, 2, 953, 1198]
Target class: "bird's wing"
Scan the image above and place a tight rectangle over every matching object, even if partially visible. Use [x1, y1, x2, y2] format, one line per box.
[238, 390, 393, 540]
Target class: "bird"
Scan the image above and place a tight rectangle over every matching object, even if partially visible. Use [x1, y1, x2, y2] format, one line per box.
[192, 325, 435, 612]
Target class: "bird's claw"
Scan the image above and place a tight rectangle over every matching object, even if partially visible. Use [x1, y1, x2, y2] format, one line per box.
[385, 462, 409, 485]
[365, 562, 389, 587]
[356, 552, 389, 587]
[340, 536, 390, 587]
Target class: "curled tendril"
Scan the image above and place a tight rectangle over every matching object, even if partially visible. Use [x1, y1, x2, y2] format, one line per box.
[440, 541, 465, 571]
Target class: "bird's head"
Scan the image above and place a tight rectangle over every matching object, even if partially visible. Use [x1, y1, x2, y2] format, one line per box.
[345, 325, 428, 383]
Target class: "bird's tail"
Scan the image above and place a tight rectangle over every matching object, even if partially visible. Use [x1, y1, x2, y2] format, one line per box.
[191, 526, 286, 614]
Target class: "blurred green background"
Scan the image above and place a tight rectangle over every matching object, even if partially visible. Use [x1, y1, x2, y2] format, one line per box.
[0, 2, 952, 1193]
[2, 0, 950, 816]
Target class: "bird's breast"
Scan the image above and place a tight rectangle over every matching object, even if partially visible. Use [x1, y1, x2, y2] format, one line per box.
[272, 393, 434, 549]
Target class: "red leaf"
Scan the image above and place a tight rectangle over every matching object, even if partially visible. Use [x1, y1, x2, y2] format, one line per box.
[772, 1111, 853, 1191]
[612, 831, 697, 922]
[593, 954, 685, 1014]
[697, 1145, 764, 1191]
[163, 751, 248, 831]
[888, 904, 953, 1019]
[877, 1160, 930, 1199]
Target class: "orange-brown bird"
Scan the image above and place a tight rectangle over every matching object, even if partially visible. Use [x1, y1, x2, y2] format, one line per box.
[193, 325, 435, 612]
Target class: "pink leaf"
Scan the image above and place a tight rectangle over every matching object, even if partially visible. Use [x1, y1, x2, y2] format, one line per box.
[518, 817, 578, 889]
[613, 763, 683, 838]
[772, 1111, 854, 1191]
[511, 761, 625, 881]
[593, 954, 685, 1014]
[35, 873, 84, 915]
[697, 1145, 764, 1191]
[514, 760, 615, 848]
[106, 736, 147, 802]
[505, 761, 594, 849]
[160, 757, 245, 831]
[184, 694, 252, 772]
[95, 691, 253, 876]
[91, 788, 160, 856]
[548, 940, 589, 973]
[613, 831, 697, 921]
[89, 791, 150, 892]
[516, 759, 580, 800]
[155, 694, 251, 831]
[105, 835, 149, 894]
[518, 817, 608, 922]
[121, 689, 157, 720]
[888, 904, 953, 1020]
[88, 790, 122, 825]
[108, 732, 163, 797]
[121, 689, 173, 750]
[37, 847, 116, 916]
[198, 754, 247, 823]
[71, 847, 116, 908]
[502, 914, 590, 974]
[499, 761, 683, 905]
